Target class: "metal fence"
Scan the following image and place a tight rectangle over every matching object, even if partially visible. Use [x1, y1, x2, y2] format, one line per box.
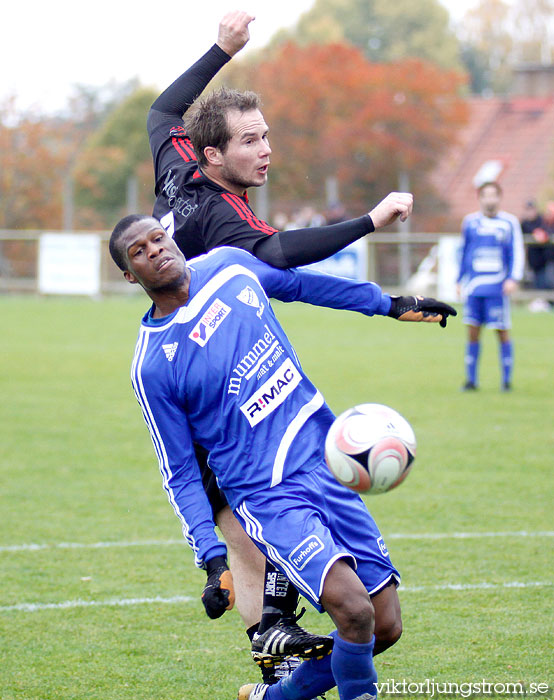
[0, 229, 551, 300]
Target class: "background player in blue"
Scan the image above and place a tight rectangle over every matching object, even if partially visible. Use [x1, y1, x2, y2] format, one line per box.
[457, 181, 524, 391]
[147, 9, 415, 676]
[109, 214, 456, 700]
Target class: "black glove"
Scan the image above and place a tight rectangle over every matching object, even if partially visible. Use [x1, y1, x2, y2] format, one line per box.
[201, 555, 235, 619]
[388, 295, 457, 328]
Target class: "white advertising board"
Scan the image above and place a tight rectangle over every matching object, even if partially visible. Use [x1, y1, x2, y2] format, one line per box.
[302, 238, 367, 280]
[38, 234, 101, 296]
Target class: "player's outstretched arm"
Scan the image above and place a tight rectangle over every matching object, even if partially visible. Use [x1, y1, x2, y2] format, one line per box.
[201, 555, 236, 619]
[254, 192, 414, 269]
[244, 251, 456, 326]
[369, 192, 413, 228]
[388, 295, 457, 328]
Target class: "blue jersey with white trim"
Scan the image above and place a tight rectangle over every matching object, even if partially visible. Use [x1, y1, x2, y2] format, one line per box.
[131, 246, 391, 568]
[457, 210, 524, 297]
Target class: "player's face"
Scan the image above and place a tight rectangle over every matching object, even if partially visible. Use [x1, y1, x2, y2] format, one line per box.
[218, 109, 271, 194]
[479, 185, 501, 217]
[122, 218, 187, 291]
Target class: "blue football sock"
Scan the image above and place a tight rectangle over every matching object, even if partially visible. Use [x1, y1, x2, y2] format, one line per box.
[500, 340, 513, 385]
[275, 654, 335, 700]
[266, 630, 377, 700]
[465, 341, 480, 385]
[331, 634, 377, 700]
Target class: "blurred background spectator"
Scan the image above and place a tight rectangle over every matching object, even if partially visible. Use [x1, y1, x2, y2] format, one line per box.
[521, 200, 554, 290]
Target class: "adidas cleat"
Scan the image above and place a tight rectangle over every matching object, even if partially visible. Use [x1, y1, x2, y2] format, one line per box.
[251, 610, 333, 666]
[237, 683, 270, 700]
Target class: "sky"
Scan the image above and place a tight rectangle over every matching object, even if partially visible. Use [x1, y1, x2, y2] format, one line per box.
[2, 0, 477, 115]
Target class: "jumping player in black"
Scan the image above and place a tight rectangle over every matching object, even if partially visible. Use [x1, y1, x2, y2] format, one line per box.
[147, 9, 417, 686]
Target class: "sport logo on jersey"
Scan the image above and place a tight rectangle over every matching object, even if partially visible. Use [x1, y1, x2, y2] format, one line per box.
[162, 342, 178, 362]
[288, 535, 324, 571]
[240, 358, 301, 427]
[189, 299, 231, 347]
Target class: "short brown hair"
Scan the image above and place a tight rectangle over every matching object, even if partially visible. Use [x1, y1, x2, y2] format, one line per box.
[478, 181, 502, 196]
[184, 87, 262, 167]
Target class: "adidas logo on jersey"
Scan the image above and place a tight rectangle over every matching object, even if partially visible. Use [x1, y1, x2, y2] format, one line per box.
[162, 342, 179, 362]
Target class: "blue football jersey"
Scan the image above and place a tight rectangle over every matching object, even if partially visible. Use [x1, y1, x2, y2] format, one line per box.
[457, 210, 524, 297]
[130, 247, 392, 568]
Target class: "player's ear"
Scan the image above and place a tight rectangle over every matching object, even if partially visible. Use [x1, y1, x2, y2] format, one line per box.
[124, 270, 139, 285]
[204, 145, 223, 166]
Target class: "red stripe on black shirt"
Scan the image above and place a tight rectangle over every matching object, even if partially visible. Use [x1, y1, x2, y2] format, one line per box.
[221, 193, 277, 235]
[172, 136, 197, 163]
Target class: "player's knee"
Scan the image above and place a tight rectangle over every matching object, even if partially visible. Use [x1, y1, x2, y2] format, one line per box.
[375, 616, 402, 652]
[329, 591, 375, 642]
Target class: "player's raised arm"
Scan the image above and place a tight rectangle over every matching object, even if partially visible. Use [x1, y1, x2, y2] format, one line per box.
[216, 10, 255, 56]
[148, 11, 254, 129]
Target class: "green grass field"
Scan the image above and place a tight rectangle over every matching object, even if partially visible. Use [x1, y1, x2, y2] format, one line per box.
[1, 296, 553, 700]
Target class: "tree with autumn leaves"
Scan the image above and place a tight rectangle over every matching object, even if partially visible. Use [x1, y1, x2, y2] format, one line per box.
[1, 36, 467, 232]
[0, 99, 72, 230]
[224, 41, 467, 228]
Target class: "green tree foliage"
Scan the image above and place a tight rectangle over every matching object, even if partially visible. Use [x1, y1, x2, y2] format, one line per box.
[268, 0, 463, 72]
[74, 88, 156, 228]
[457, 0, 553, 94]
[457, 0, 514, 94]
[512, 0, 554, 63]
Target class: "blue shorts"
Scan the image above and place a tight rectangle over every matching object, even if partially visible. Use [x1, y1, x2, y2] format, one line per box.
[464, 294, 511, 329]
[234, 465, 400, 611]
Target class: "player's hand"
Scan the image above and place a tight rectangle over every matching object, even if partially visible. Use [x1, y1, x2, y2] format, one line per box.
[502, 279, 518, 296]
[388, 295, 457, 328]
[368, 192, 413, 229]
[217, 10, 255, 57]
[201, 555, 235, 619]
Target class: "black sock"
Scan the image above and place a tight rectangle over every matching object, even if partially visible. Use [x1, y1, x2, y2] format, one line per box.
[246, 622, 260, 642]
[258, 560, 299, 634]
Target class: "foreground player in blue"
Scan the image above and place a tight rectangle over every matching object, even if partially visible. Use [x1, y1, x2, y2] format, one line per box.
[148, 13, 416, 672]
[110, 215, 456, 700]
[457, 181, 524, 392]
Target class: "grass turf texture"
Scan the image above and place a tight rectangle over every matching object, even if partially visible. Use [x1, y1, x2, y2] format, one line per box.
[1, 296, 552, 700]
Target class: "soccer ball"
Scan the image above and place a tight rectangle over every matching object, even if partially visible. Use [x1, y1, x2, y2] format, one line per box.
[324, 403, 416, 494]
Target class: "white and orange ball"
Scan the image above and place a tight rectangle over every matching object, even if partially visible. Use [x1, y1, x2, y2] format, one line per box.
[324, 403, 416, 494]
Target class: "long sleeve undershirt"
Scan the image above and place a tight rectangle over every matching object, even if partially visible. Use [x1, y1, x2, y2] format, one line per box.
[148, 44, 375, 269]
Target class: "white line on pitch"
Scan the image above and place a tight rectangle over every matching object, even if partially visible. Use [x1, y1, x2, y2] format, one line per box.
[0, 539, 184, 553]
[386, 531, 554, 540]
[1, 582, 551, 614]
[0, 595, 193, 613]
[399, 581, 553, 593]
[1, 531, 552, 554]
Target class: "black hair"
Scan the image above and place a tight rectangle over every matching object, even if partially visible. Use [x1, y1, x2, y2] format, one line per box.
[109, 214, 151, 271]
